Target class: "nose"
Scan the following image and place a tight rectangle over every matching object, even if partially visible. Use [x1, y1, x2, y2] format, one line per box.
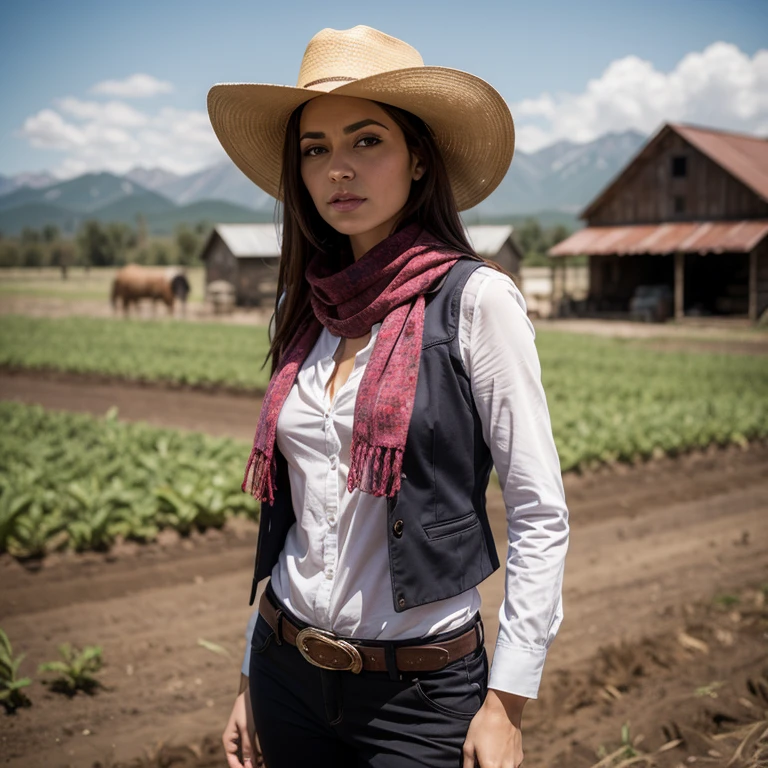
[329, 156, 355, 183]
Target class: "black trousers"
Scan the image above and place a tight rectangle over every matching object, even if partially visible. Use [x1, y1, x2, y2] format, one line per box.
[248, 592, 489, 768]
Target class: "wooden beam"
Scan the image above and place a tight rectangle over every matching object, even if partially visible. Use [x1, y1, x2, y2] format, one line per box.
[748, 249, 758, 322]
[674, 251, 684, 320]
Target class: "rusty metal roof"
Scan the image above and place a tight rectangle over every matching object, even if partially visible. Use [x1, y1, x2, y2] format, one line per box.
[549, 220, 768, 257]
[672, 123, 768, 202]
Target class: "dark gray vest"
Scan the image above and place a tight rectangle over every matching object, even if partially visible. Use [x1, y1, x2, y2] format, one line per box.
[248, 257, 500, 612]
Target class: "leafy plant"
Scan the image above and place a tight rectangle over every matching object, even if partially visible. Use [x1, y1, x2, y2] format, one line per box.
[37, 642, 103, 696]
[0, 402, 259, 556]
[0, 628, 33, 712]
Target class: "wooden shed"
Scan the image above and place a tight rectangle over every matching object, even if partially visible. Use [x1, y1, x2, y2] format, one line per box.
[549, 123, 768, 322]
[465, 225, 524, 285]
[199, 224, 280, 306]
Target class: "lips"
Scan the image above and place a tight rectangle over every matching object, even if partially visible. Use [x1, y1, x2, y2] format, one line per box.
[329, 195, 366, 212]
[328, 192, 365, 203]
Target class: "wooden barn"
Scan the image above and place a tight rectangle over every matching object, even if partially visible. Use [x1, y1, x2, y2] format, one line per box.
[199, 224, 280, 306]
[200, 223, 523, 306]
[549, 123, 768, 322]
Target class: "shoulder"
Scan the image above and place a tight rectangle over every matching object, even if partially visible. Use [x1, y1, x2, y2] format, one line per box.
[460, 263, 531, 335]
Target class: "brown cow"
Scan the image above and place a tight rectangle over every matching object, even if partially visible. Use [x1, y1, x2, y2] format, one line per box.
[111, 264, 191, 317]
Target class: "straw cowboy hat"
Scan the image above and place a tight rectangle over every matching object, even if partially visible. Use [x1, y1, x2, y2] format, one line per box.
[207, 24, 515, 212]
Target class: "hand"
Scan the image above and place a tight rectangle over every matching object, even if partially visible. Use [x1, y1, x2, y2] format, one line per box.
[462, 688, 526, 767]
[222, 674, 264, 768]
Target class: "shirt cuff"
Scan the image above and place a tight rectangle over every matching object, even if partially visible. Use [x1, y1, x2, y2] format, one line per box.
[488, 639, 548, 699]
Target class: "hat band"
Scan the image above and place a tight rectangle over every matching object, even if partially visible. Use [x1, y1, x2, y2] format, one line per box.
[302, 75, 359, 88]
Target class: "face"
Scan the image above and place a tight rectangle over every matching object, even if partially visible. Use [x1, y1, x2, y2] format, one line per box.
[298, 94, 425, 260]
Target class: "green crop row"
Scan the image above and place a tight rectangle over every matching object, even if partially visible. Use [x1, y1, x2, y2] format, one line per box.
[0, 402, 258, 558]
[0, 314, 272, 390]
[538, 333, 768, 471]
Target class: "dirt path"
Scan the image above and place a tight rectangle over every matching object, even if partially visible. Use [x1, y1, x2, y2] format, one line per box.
[1, 375, 767, 766]
[0, 371, 262, 440]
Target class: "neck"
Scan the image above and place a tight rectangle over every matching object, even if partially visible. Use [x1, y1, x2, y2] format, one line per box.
[349, 215, 403, 261]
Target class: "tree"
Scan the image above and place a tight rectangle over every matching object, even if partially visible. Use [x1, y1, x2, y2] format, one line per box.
[517, 218, 547, 259]
[22, 243, 45, 268]
[42, 224, 60, 243]
[0, 242, 21, 267]
[175, 225, 200, 265]
[77, 220, 112, 268]
[20, 227, 41, 244]
[151, 241, 172, 265]
[135, 213, 149, 248]
[105, 222, 133, 266]
[52, 242, 76, 279]
[548, 224, 571, 249]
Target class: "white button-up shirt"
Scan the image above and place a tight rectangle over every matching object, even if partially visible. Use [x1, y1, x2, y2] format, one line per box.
[241, 265, 569, 699]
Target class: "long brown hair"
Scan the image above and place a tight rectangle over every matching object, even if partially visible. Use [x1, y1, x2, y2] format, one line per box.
[265, 98, 509, 375]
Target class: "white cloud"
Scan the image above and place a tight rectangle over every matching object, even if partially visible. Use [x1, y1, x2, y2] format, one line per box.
[19, 109, 86, 150]
[55, 97, 148, 127]
[89, 74, 174, 98]
[513, 42, 768, 152]
[16, 77, 227, 179]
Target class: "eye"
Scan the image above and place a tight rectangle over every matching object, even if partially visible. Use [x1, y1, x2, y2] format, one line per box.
[301, 135, 381, 157]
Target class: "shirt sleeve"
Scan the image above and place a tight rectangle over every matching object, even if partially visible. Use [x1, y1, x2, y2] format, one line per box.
[462, 268, 569, 700]
[240, 608, 260, 676]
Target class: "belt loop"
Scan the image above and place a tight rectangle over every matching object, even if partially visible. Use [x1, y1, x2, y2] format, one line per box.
[475, 616, 484, 649]
[274, 608, 284, 646]
[384, 643, 401, 682]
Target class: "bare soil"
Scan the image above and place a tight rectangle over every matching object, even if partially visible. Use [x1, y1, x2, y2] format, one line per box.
[1, 376, 767, 767]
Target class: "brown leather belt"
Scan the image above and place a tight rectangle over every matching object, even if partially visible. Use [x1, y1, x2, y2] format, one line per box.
[259, 586, 483, 674]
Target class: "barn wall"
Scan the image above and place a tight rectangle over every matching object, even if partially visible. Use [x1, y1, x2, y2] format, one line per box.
[237, 259, 280, 306]
[203, 235, 238, 285]
[587, 131, 768, 226]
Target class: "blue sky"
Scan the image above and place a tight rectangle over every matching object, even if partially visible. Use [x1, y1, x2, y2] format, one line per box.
[1, 0, 766, 178]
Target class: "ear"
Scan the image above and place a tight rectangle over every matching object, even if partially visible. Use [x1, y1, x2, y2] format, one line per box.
[411, 153, 426, 181]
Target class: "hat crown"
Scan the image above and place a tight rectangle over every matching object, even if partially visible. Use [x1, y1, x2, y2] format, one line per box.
[297, 25, 424, 92]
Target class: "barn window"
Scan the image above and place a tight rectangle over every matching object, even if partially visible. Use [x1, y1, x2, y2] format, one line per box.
[671, 156, 687, 178]
[673, 195, 686, 214]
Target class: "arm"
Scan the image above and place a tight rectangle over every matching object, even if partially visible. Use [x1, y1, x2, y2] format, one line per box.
[467, 273, 569, 699]
[460, 271, 569, 767]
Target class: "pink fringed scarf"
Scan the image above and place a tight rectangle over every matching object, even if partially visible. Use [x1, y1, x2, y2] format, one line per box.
[242, 221, 463, 503]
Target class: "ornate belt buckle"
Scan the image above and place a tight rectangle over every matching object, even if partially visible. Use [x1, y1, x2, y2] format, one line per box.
[295, 627, 363, 674]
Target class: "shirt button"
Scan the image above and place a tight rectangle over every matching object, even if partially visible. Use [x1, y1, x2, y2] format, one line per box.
[330, 455, 338, 469]
[325, 570, 334, 580]
[327, 514, 337, 526]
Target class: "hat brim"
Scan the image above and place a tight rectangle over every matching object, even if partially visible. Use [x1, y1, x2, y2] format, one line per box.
[207, 66, 514, 212]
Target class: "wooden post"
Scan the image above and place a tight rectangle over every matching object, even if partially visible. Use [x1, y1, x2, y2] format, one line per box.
[550, 261, 557, 317]
[748, 249, 758, 322]
[674, 251, 685, 320]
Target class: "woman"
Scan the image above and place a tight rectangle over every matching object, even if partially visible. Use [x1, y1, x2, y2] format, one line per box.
[214, 25, 569, 768]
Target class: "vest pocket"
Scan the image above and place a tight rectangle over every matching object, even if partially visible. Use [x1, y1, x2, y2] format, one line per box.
[423, 512, 480, 541]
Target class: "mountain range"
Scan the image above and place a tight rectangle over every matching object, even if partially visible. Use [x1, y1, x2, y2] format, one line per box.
[0, 129, 646, 237]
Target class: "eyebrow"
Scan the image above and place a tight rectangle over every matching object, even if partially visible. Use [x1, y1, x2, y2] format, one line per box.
[299, 119, 389, 141]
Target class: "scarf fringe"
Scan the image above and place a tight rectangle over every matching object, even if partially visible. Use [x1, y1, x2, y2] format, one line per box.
[241, 446, 275, 505]
[347, 438, 404, 497]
